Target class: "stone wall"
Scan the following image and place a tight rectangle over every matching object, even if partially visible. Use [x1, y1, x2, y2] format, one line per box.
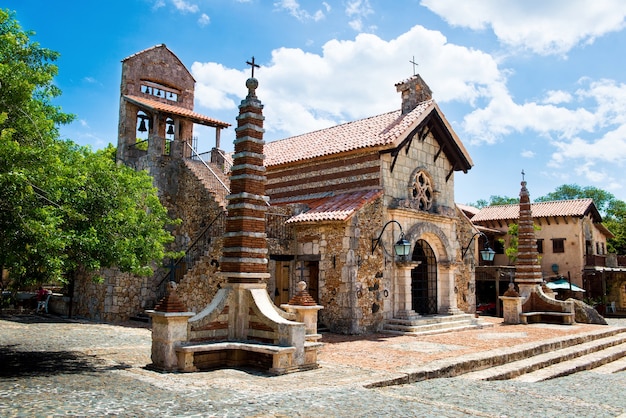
[72, 156, 226, 321]
[381, 129, 455, 215]
[290, 196, 385, 334]
[175, 236, 227, 314]
[454, 207, 478, 313]
[72, 268, 156, 322]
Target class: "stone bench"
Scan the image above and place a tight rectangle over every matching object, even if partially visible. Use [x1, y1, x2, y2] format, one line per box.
[520, 311, 574, 325]
[175, 341, 301, 375]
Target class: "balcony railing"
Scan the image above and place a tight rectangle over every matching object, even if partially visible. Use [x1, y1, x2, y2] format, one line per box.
[585, 254, 626, 268]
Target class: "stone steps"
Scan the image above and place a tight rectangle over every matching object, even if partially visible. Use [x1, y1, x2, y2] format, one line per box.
[365, 326, 626, 388]
[183, 159, 230, 210]
[382, 314, 494, 336]
[512, 341, 626, 382]
[459, 328, 626, 382]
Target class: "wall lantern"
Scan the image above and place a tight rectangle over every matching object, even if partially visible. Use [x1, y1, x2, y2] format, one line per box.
[461, 231, 495, 262]
[371, 220, 411, 257]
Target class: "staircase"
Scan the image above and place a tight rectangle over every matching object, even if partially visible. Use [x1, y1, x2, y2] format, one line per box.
[460, 327, 626, 382]
[183, 158, 230, 210]
[366, 325, 626, 388]
[382, 314, 494, 336]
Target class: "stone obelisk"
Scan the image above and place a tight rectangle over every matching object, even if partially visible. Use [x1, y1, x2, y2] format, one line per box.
[220, 57, 270, 284]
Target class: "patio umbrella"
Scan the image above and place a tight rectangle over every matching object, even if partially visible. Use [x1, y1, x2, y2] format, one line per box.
[545, 278, 585, 292]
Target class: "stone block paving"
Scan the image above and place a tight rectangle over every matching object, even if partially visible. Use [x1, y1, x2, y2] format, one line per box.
[2, 314, 626, 417]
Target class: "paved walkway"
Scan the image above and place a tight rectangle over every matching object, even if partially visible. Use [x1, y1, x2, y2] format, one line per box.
[1, 314, 626, 417]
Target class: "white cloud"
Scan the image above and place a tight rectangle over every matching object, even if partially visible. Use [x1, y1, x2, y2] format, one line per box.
[274, 0, 326, 22]
[521, 150, 535, 158]
[192, 25, 503, 138]
[198, 13, 210, 26]
[346, 0, 373, 32]
[420, 0, 626, 55]
[172, 0, 199, 13]
[543, 90, 572, 105]
[191, 62, 246, 110]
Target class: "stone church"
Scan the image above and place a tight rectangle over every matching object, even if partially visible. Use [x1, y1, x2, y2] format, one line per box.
[73, 44, 483, 334]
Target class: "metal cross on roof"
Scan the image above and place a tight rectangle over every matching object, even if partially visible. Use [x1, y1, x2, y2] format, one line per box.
[409, 56, 418, 76]
[521, 169, 526, 181]
[246, 56, 260, 78]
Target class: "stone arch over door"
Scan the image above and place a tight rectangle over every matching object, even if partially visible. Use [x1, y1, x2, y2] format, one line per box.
[411, 239, 437, 314]
[404, 222, 458, 314]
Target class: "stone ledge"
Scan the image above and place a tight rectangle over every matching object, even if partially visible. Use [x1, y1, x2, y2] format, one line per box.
[520, 311, 574, 325]
[176, 341, 296, 355]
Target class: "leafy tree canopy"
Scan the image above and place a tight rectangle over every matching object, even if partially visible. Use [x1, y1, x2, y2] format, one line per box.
[466, 195, 519, 208]
[0, 9, 177, 289]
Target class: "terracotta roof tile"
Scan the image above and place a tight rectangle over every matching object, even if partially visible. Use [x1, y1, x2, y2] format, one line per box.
[471, 199, 600, 223]
[286, 189, 383, 223]
[124, 95, 231, 128]
[265, 101, 433, 167]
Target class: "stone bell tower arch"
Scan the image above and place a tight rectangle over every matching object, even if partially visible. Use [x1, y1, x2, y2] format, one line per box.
[116, 44, 230, 169]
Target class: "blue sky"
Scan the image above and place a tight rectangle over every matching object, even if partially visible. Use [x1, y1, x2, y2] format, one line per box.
[6, 0, 626, 206]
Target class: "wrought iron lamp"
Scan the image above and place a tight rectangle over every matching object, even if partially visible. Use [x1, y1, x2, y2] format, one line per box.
[371, 220, 411, 257]
[461, 231, 495, 261]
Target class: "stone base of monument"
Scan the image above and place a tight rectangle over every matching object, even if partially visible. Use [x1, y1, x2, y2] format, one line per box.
[172, 282, 321, 375]
[500, 283, 575, 325]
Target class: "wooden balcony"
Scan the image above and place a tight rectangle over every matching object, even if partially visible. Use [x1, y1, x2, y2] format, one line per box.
[585, 254, 626, 268]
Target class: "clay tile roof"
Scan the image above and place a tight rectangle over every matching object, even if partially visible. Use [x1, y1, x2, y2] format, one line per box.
[456, 203, 480, 218]
[471, 199, 601, 223]
[264, 101, 434, 167]
[286, 189, 383, 223]
[124, 95, 231, 128]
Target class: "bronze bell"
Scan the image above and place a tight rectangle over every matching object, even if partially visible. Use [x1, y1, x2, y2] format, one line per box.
[166, 124, 174, 135]
[138, 119, 147, 133]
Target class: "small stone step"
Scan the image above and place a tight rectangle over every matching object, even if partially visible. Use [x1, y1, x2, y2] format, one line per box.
[383, 322, 492, 337]
[460, 333, 626, 381]
[382, 314, 493, 336]
[512, 342, 626, 382]
[589, 356, 626, 374]
[385, 314, 475, 326]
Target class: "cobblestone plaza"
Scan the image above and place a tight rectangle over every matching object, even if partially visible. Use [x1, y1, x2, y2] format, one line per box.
[2, 315, 626, 417]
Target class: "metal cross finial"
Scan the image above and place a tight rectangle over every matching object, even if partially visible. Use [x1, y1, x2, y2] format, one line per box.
[409, 56, 418, 76]
[246, 56, 260, 78]
[521, 169, 525, 181]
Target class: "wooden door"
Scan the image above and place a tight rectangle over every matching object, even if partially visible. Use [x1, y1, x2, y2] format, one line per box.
[274, 261, 291, 305]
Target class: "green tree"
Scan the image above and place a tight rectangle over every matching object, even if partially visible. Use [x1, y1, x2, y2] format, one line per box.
[0, 9, 177, 289]
[534, 184, 617, 216]
[467, 195, 519, 208]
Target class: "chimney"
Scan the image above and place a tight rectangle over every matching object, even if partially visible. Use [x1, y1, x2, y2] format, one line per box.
[395, 75, 432, 115]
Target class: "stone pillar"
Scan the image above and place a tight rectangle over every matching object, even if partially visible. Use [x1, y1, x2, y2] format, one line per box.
[147, 281, 193, 371]
[499, 283, 522, 324]
[442, 262, 463, 315]
[148, 311, 194, 370]
[394, 262, 420, 318]
[500, 297, 522, 324]
[281, 281, 323, 342]
[220, 76, 270, 284]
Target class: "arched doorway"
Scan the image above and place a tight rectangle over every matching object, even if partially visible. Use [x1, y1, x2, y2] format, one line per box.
[411, 239, 437, 315]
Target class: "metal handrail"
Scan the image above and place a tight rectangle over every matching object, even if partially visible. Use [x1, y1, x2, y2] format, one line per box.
[185, 142, 230, 195]
[155, 211, 226, 291]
